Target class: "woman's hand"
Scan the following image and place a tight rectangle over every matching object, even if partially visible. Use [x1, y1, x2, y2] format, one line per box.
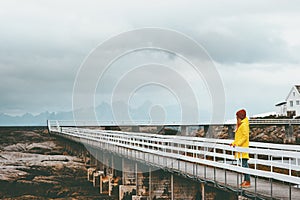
[229, 143, 236, 148]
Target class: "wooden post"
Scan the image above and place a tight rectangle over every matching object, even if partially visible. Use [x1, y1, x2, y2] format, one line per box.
[201, 183, 205, 200]
[99, 175, 103, 193]
[108, 176, 112, 196]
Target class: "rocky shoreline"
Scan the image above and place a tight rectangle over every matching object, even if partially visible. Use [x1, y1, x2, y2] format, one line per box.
[0, 127, 110, 199]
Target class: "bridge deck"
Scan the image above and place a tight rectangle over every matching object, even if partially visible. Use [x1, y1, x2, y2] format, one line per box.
[48, 123, 300, 200]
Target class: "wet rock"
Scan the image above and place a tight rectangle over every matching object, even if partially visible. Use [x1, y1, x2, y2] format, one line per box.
[0, 127, 105, 199]
[57, 188, 70, 197]
[32, 176, 59, 185]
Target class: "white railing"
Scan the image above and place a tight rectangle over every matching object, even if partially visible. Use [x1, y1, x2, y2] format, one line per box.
[47, 120, 200, 127]
[47, 119, 300, 129]
[50, 126, 300, 186]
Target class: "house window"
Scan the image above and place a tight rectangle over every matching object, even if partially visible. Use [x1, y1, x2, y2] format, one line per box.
[290, 101, 293, 107]
[297, 100, 300, 105]
[293, 92, 296, 96]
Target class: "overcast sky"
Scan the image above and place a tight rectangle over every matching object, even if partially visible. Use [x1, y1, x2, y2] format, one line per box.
[1, 0, 300, 121]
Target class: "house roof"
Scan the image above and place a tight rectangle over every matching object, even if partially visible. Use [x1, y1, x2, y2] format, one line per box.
[296, 85, 300, 94]
[275, 101, 287, 106]
[285, 85, 300, 101]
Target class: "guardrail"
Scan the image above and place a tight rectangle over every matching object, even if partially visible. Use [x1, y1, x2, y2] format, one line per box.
[58, 127, 300, 182]
[47, 120, 201, 127]
[47, 119, 300, 128]
[48, 120, 300, 199]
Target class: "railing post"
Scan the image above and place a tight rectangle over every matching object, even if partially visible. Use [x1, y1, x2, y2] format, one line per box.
[201, 182, 205, 200]
[171, 173, 174, 200]
[223, 149, 226, 164]
[270, 155, 273, 173]
[289, 158, 292, 176]
[213, 167, 216, 186]
[254, 176, 257, 199]
[254, 153, 257, 170]
[213, 147, 216, 162]
[225, 169, 227, 186]
[289, 182, 292, 200]
[270, 178, 273, 199]
[236, 159, 240, 189]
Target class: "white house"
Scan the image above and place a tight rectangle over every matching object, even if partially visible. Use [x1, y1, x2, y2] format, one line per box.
[276, 85, 300, 117]
[275, 101, 287, 116]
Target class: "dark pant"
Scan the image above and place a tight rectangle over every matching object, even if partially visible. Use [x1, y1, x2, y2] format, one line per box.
[242, 159, 250, 182]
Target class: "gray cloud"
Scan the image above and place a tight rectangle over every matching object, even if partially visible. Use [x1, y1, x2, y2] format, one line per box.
[196, 16, 300, 64]
[0, 0, 300, 120]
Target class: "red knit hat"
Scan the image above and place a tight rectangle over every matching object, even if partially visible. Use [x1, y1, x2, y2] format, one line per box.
[236, 109, 246, 120]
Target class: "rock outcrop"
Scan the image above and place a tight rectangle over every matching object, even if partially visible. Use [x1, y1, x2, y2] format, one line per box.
[193, 124, 300, 144]
[0, 127, 109, 199]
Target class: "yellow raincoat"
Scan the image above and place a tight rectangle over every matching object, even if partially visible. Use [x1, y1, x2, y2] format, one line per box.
[232, 117, 249, 159]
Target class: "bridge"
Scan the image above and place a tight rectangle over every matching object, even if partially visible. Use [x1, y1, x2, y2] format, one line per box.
[47, 120, 300, 200]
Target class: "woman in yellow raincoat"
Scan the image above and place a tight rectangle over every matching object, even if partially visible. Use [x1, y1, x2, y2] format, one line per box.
[230, 109, 250, 187]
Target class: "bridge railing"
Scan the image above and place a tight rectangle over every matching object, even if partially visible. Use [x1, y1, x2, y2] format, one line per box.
[47, 120, 201, 127]
[48, 118, 300, 127]
[47, 119, 300, 129]
[47, 120, 300, 153]
[54, 126, 300, 186]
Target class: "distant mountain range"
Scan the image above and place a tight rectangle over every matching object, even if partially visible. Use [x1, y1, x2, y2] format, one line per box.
[0, 111, 72, 126]
[0, 102, 190, 126]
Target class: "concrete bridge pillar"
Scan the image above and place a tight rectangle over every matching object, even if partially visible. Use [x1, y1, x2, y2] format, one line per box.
[285, 124, 295, 143]
[87, 167, 96, 182]
[93, 170, 102, 187]
[95, 152, 116, 196]
[181, 125, 189, 136]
